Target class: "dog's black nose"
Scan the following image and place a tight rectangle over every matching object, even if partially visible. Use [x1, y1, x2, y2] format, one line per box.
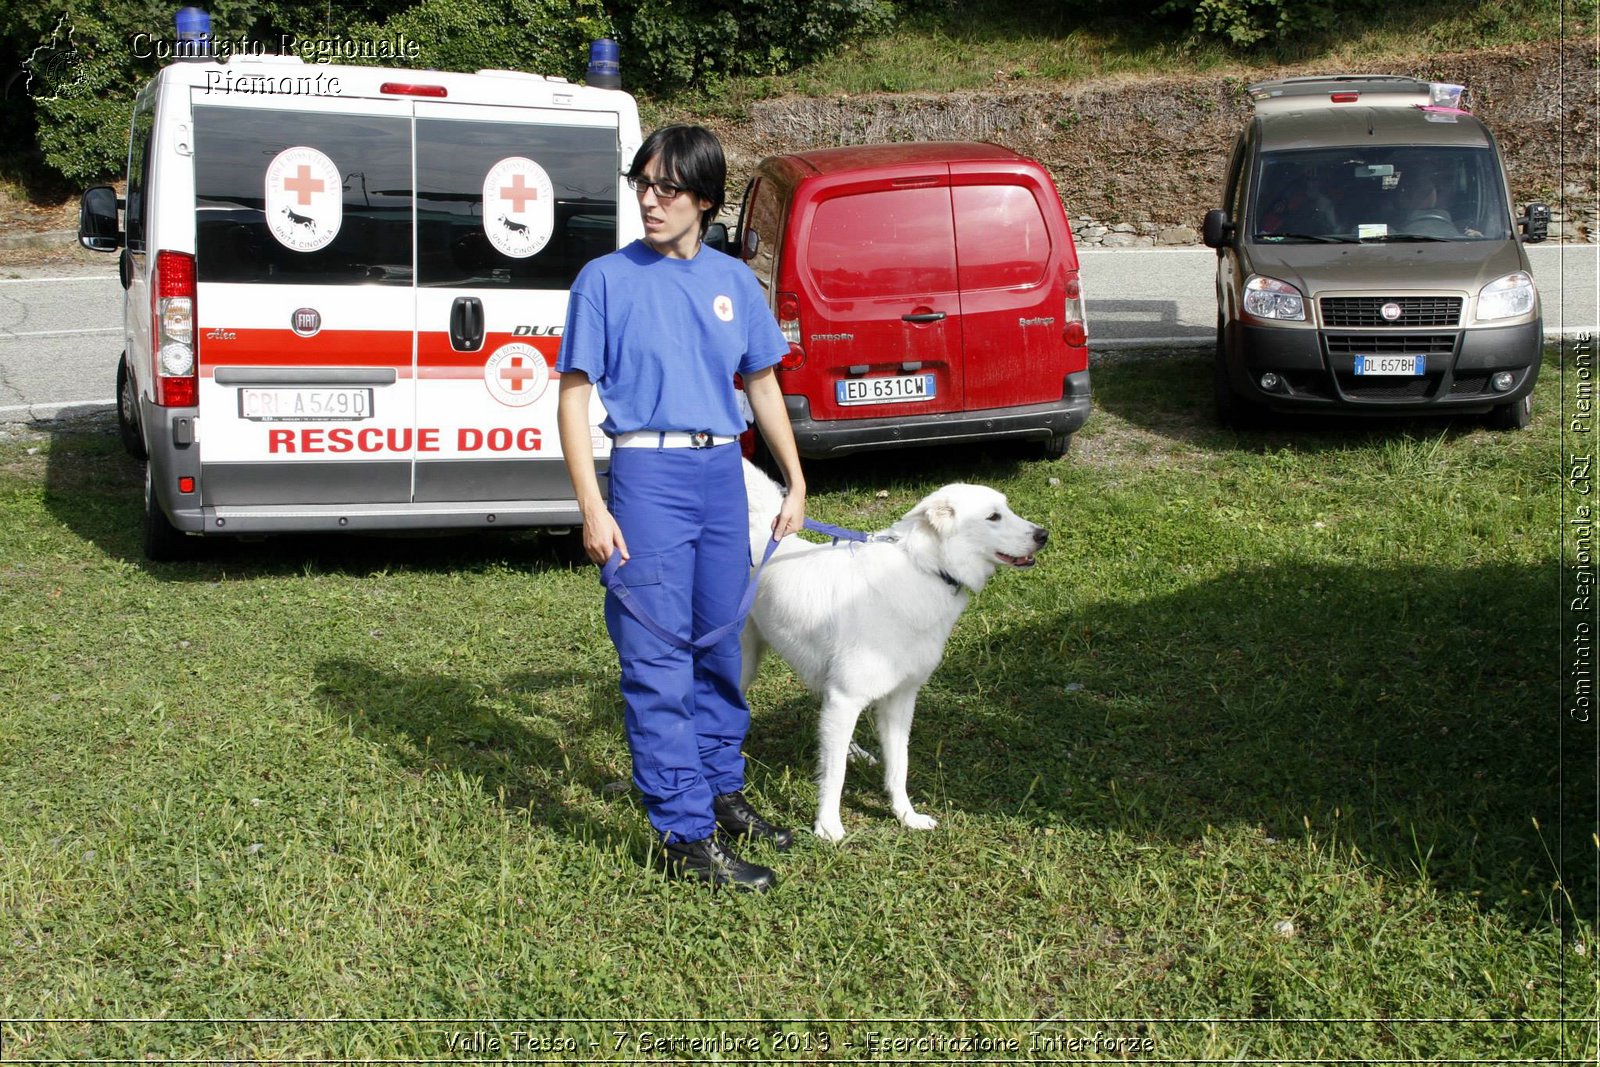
[1033, 527, 1048, 546]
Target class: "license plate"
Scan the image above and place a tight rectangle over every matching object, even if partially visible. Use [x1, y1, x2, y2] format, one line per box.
[1353, 355, 1426, 377]
[238, 387, 374, 421]
[836, 374, 937, 405]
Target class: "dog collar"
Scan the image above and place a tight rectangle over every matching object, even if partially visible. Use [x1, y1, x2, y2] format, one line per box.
[937, 570, 964, 592]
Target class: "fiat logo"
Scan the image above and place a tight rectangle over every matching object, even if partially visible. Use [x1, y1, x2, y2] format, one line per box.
[1380, 302, 1403, 322]
[291, 308, 322, 337]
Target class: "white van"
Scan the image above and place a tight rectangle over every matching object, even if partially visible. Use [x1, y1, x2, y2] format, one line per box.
[80, 47, 641, 558]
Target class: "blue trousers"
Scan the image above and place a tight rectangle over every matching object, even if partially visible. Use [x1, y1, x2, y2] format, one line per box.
[604, 442, 751, 843]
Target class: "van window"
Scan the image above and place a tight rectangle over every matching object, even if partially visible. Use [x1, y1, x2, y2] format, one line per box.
[416, 120, 619, 290]
[806, 186, 956, 300]
[124, 92, 156, 254]
[194, 106, 414, 285]
[743, 177, 782, 294]
[953, 184, 1050, 289]
[1251, 145, 1513, 243]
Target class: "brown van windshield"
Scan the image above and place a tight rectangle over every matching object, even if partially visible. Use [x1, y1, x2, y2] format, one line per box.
[1250, 145, 1513, 243]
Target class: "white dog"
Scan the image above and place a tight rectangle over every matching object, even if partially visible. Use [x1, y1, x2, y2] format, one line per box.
[740, 461, 1047, 841]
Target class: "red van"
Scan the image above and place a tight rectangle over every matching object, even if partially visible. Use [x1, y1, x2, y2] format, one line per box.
[733, 142, 1090, 459]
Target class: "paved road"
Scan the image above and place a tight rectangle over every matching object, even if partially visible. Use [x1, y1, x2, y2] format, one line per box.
[0, 269, 124, 420]
[1, 244, 1594, 420]
[1079, 243, 1597, 348]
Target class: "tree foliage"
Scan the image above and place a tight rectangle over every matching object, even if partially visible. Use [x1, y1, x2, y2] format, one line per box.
[4, 0, 1378, 184]
[609, 0, 896, 94]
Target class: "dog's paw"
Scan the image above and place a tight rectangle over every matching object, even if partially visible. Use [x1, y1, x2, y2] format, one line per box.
[847, 741, 880, 767]
[899, 810, 938, 831]
[813, 817, 847, 842]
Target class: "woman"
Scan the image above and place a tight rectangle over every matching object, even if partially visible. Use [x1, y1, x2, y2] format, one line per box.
[555, 125, 807, 892]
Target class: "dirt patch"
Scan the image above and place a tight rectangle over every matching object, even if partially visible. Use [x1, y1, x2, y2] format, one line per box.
[0, 180, 117, 275]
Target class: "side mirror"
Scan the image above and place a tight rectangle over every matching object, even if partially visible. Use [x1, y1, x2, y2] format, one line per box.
[1202, 209, 1234, 249]
[704, 222, 731, 254]
[78, 186, 122, 253]
[740, 227, 760, 261]
[1520, 203, 1550, 243]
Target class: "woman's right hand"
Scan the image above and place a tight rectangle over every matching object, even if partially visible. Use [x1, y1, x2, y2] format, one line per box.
[581, 501, 628, 565]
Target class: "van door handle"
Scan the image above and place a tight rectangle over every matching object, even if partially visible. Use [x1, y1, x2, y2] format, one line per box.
[451, 296, 484, 351]
[902, 311, 946, 323]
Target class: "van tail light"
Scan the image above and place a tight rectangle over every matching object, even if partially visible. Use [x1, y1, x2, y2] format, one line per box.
[1329, 91, 1360, 103]
[153, 250, 197, 408]
[381, 82, 448, 98]
[777, 292, 805, 370]
[777, 292, 801, 343]
[1063, 274, 1088, 348]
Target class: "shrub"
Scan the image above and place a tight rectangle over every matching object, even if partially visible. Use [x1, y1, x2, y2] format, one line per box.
[2, 1, 414, 184]
[347, 0, 611, 81]
[611, 0, 897, 94]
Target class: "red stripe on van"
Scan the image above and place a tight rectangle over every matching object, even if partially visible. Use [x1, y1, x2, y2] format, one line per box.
[199, 328, 413, 371]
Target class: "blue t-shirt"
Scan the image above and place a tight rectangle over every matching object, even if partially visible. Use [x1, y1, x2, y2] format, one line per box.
[556, 240, 789, 438]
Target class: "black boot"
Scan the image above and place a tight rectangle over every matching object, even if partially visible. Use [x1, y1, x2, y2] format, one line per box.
[713, 790, 794, 850]
[658, 835, 776, 892]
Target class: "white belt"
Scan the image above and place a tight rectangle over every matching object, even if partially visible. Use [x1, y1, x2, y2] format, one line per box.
[613, 430, 738, 449]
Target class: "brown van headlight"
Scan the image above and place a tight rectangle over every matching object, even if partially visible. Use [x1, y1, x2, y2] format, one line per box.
[1475, 271, 1536, 322]
[1243, 275, 1306, 321]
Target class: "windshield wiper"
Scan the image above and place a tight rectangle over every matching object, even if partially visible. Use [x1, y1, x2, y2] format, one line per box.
[1363, 233, 1450, 243]
[1254, 232, 1358, 244]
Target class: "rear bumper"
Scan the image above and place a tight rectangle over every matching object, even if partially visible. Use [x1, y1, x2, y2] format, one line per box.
[1224, 320, 1543, 414]
[784, 371, 1091, 458]
[144, 398, 589, 536]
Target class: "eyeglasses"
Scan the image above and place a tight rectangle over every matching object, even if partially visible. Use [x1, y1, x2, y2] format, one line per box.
[625, 175, 688, 201]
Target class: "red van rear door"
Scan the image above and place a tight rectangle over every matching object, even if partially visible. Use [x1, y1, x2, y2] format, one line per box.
[797, 171, 963, 418]
[950, 165, 1071, 411]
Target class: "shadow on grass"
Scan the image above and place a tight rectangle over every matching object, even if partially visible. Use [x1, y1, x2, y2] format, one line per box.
[1089, 349, 1529, 453]
[37, 414, 593, 578]
[928, 557, 1585, 928]
[313, 658, 628, 847]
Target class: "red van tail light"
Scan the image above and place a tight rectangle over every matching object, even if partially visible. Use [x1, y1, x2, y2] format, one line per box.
[153, 250, 198, 407]
[1063, 273, 1088, 348]
[776, 292, 801, 343]
[776, 292, 806, 369]
[1329, 91, 1360, 103]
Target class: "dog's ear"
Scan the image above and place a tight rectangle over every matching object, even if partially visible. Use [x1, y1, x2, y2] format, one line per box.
[919, 496, 958, 536]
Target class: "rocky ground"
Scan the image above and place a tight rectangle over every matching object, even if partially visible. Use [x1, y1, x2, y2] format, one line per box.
[711, 39, 1597, 246]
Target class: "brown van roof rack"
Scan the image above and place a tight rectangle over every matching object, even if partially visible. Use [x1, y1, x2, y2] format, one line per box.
[1246, 75, 1435, 113]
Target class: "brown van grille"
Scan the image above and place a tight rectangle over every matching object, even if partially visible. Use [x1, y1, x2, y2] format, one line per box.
[1325, 333, 1457, 356]
[1321, 297, 1462, 328]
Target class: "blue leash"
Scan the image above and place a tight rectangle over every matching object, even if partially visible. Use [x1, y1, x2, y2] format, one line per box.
[599, 518, 872, 652]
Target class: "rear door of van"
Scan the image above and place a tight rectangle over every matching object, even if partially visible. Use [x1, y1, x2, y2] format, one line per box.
[950, 162, 1074, 411]
[796, 169, 964, 418]
[412, 102, 619, 505]
[193, 95, 418, 510]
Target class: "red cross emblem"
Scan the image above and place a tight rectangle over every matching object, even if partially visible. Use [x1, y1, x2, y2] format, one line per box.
[499, 355, 536, 393]
[500, 173, 540, 212]
[283, 165, 325, 206]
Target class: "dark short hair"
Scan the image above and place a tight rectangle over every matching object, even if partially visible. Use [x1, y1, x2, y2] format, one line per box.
[627, 124, 726, 236]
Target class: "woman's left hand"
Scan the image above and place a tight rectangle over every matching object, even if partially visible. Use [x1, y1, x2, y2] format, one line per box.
[772, 485, 806, 541]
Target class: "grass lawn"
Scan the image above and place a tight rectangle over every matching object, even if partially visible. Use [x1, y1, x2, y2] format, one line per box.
[0, 346, 1592, 1061]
